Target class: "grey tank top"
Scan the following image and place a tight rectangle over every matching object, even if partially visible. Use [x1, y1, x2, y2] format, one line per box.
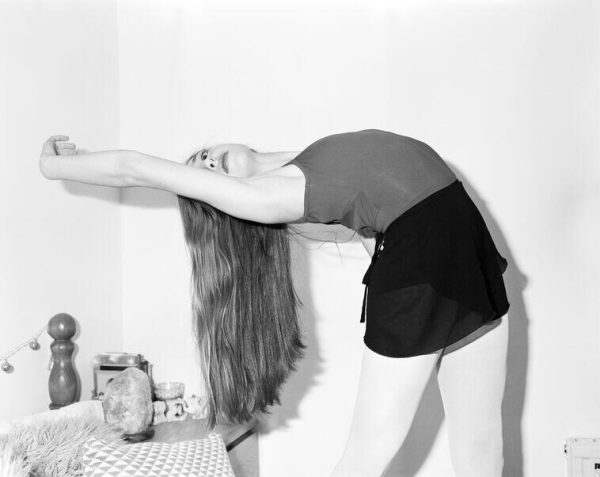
[287, 129, 457, 237]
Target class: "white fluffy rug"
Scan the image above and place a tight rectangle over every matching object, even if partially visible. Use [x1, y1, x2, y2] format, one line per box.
[0, 444, 31, 477]
[0, 411, 122, 477]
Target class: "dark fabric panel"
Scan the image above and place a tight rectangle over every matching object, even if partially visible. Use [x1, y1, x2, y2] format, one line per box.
[362, 180, 509, 358]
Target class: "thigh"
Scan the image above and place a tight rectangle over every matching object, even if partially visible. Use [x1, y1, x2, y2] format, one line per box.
[436, 316, 509, 431]
[351, 345, 440, 431]
[333, 345, 441, 476]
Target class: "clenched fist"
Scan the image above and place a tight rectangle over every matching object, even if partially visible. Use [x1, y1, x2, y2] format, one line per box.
[39, 135, 78, 179]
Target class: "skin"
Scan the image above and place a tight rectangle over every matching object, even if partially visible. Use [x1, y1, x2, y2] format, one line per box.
[188, 143, 295, 177]
[39, 136, 377, 251]
[40, 136, 303, 223]
[39, 135, 507, 476]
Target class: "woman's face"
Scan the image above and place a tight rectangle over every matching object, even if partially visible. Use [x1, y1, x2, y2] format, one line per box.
[187, 144, 258, 178]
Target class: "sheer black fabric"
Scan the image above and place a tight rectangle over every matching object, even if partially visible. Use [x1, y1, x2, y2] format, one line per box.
[362, 180, 509, 358]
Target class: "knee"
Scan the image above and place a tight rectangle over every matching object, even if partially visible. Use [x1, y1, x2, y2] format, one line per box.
[332, 430, 404, 477]
[450, 430, 504, 476]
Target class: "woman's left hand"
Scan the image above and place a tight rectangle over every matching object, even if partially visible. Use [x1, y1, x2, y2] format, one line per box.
[39, 135, 78, 178]
[41, 135, 78, 155]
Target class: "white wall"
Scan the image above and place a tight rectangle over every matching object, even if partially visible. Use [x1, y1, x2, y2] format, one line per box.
[2, 0, 597, 476]
[116, 1, 600, 476]
[0, 1, 123, 420]
[116, 0, 206, 395]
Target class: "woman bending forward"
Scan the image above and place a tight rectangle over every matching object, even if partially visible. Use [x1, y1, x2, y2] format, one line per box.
[40, 129, 510, 477]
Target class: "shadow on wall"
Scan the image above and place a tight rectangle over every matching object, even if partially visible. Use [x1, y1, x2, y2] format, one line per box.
[384, 164, 529, 477]
[64, 177, 175, 209]
[257, 227, 325, 432]
[63, 180, 121, 206]
[454, 166, 529, 477]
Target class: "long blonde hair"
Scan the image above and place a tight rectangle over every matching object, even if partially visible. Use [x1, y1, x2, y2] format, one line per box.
[178, 181, 304, 427]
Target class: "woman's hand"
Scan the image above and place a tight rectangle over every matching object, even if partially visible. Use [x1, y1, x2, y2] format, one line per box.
[38, 136, 131, 186]
[39, 135, 79, 179]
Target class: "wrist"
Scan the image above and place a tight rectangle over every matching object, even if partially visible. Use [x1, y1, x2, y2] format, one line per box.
[39, 154, 58, 180]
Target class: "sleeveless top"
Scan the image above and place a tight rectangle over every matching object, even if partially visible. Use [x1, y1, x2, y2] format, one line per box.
[286, 129, 457, 237]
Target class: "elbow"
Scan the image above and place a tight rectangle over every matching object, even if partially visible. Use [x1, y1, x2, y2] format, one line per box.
[118, 150, 141, 187]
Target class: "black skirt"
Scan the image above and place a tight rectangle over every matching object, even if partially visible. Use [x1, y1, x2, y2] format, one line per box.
[361, 180, 509, 358]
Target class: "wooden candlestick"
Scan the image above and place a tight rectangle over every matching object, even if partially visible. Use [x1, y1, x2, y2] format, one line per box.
[48, 313, 80, 410]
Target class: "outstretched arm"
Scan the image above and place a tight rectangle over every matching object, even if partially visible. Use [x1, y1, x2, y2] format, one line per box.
[127, 150, 304, 223]
[39, 136, 131, 187]
[39, 136, 304, 224]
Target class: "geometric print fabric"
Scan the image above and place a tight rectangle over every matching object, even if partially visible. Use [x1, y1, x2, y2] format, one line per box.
[82, 432, 235, 477]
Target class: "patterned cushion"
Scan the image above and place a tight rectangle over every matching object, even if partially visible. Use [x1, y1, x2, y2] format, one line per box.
[82, 432, 235, 476]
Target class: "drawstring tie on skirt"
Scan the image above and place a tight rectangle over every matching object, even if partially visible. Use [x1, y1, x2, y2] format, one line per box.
[360, 233, 384, 323]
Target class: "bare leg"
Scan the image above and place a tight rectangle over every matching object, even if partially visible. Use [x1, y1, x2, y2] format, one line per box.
[436, 316, 509, 477]
[330, 345, 441, 477]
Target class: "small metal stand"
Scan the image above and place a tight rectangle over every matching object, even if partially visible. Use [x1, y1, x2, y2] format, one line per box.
[92, 352, 152, 400]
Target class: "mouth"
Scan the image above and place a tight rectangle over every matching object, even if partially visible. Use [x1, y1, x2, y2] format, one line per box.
[221, 151, 229, 174]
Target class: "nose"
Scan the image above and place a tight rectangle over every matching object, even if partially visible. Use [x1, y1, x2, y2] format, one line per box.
[202, 153, 217, 169]
[192, 152, 213, 169]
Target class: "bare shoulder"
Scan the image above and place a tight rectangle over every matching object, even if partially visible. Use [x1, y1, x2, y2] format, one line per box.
[271, 163, 305, 180]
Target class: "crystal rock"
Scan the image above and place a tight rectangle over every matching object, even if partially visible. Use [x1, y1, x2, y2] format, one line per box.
[102, 367, 153, 434]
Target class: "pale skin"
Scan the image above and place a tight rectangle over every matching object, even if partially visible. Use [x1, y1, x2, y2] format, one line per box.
[40, 136, 508, 476]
